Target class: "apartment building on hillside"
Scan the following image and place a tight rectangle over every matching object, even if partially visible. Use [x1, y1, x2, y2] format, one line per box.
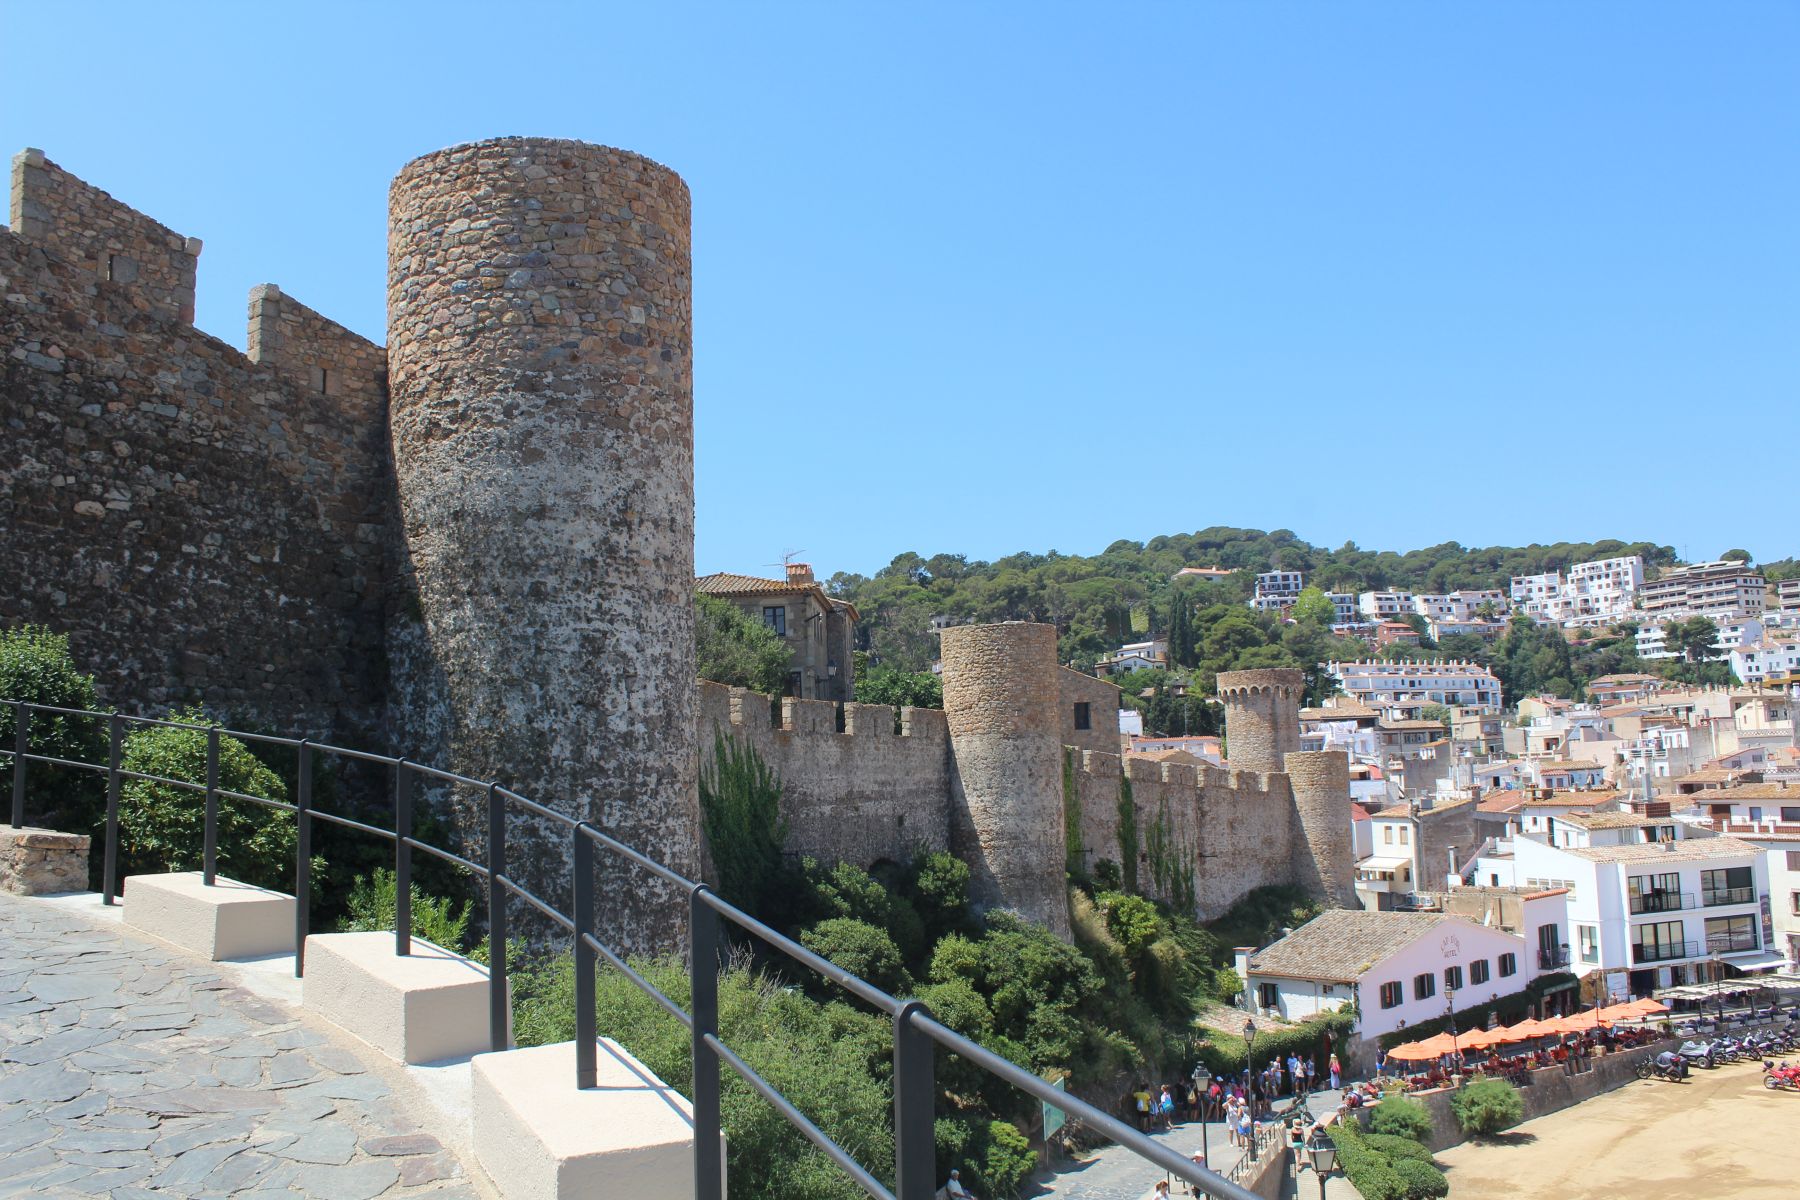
[1250, 570, 1305, 612]
[1327, 660, 1504, 715]
[1642, 560, 1767, 622]
[1509, 555, 1644, 627]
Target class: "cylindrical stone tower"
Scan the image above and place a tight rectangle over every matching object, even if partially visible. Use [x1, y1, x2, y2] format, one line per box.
[1215, 668, 1304, 775]
[1283, 749, 1356, 907]
[386, 137, 697, 954]
[940, 623, 1071, 939]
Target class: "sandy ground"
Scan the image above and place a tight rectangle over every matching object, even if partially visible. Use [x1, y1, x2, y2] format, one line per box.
[1436, 1055, 1800, 1199]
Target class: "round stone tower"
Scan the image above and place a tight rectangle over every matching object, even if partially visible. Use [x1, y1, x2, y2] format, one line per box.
[386, 137, 697, 953]
[1282, 749, 1356, 907]
[1214, 668, 1304, 776]
[940, 623, 1071, 939]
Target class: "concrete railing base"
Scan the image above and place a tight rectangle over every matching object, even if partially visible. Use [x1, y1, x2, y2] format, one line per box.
[472, 1039, 700, 1200]
[122, 870, 294, 960]
[302, 931, 494, 1064]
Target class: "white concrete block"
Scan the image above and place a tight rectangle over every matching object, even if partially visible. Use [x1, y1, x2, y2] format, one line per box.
[122, 871, 295, 961]
[302, 931, 493, 1064]
[472, 1039, 698, 1200]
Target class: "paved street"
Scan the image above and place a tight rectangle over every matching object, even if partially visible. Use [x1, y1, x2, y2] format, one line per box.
[0, 892, 479, 1199]
[1026, 1086, 1344, 1199]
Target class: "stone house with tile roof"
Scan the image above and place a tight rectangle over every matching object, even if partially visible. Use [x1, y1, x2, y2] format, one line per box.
[696, 564, 858, 701]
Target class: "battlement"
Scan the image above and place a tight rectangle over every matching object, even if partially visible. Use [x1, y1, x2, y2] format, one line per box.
[11, 149, 200, 325]
[697, 679, 949, 744]
[247, 284, 386, 418]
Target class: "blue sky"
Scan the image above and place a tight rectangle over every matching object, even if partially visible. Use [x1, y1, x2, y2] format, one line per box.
[6, 2, 1795, 576]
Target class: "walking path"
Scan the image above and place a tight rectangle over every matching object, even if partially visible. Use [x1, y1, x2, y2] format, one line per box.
[0, 891, 485, 1200]
[1026, 1086, 1344, 1199]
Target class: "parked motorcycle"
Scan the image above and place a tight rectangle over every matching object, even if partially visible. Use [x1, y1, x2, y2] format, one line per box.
[1636, 1053, 1689, 1082]
[1761, 1060, 1800, 1091]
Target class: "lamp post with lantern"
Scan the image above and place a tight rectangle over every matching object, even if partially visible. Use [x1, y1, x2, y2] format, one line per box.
[1244, 1018, 1259, 1162]
[1306, 1128, 1338, 1200]
[1191, 1061, 1211, 1169]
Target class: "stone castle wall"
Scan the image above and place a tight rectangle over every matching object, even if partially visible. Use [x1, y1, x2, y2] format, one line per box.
[1, 151, 390, 740]
[386, 138, 699, 954]
[697, 681, 951, 867]
[1217, 668, 1303, 775]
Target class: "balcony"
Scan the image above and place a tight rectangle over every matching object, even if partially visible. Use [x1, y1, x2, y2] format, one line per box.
[1703, 887, 1756, 908]
[1706, 931, 1761, 955]
[1632, 939, 1700, 965]
[1629, 892, 1693, 915]
[1538, 945, 1571, 970]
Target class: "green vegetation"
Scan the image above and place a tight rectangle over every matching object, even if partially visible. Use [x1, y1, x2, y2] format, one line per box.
[698, 731, 790, 916]
[0, 626, 106, 845]
[853, 656, 943, 710]
[1334, 1121, 1449, 1200]
[1450, 1077, 1524, 1136]
[696, 592, 792, 693]
[1061, 749, 1083, 875]
[1375, 972, 1576, 1049]
[1367, 1095, 1434, 1143]
[337, 867, 479, 957]
[116, 708, 294, 892]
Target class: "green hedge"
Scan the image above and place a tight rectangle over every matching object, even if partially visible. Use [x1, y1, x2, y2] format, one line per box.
[1333, 1122, 1448, 1200]
[1376, 972, 1577, 1049]
[1192, 1009, 1356, 1081]
[1365, 1096, 1433, 1143]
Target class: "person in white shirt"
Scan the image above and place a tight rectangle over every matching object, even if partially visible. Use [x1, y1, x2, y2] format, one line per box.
[937, 1168, 976, 1200]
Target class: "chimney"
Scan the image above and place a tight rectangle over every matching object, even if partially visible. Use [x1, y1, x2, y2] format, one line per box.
[786, 562, 814, 584]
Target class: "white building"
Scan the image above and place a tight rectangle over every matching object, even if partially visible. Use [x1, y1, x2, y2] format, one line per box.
[1328, 593, 1359, 625]
[1327, 660, 1504, 714]
[1636, 617, 1762, 662]
[1509, 555, 1643, 627]
[1250, 570, 1305, 612]
[1095, 640, 1167, 676]
[1240, 909, 1545, 1041]
[1357, 591, 1416, 620]
[1731, 641, 1800, 686]
[1642, 560, 1767, 623]
[1412, 590, 1507, 623]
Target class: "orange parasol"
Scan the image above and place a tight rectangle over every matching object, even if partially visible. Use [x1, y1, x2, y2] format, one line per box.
[1502, 1018, 1551, 1039]
[1545, 1010, 1609, 1034]
[1597, 1003, 1640, 1022]
[1626, 998, 1669, 1016]
[1455, 1025, 1508, 1050]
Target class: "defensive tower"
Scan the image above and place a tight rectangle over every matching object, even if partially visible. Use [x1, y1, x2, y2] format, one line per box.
[385, 137, 697, 952]
[1282, 749, 1356, 906]
[940, 623, 1071, 938]
[1215, 668, 1303, 776]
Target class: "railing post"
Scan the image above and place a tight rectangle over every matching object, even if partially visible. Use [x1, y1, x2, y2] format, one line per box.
[893, 999, 937, 1200]
[295, 741, 312, 977]
[395, 760, 412, 957]
[690, 885, 723, 1200]
[487, 782, 509, 1053]
[574, 823, 596, 1090]
[11, 702, 30, 828]
[202, 726, 220, 885]
[102, 715, 122, 905]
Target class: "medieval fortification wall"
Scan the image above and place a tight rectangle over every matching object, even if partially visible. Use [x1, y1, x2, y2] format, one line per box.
[4, 144, 1353, 945]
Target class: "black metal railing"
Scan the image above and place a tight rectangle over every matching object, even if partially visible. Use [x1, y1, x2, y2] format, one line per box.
[1703, 887, 1756, 908]
[0, 699, 1255, 1200]
[1538, 945, 1571, 969]
[1629, 891, 1692, 915]
[1705, 930, 1760, 954]
[1632, 939, 1700, 965]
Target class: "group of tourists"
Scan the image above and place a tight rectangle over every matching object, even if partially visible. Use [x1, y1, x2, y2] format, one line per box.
[1124, 1051, 1344, 1135]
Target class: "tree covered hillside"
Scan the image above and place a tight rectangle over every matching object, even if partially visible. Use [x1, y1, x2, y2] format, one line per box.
[828, 527, 1679, 674]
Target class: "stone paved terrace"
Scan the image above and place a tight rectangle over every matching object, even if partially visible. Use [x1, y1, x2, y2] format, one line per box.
[0, 891, 494, 1199]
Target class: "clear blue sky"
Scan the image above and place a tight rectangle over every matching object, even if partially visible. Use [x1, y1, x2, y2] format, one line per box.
[7, 2, 1795, 576]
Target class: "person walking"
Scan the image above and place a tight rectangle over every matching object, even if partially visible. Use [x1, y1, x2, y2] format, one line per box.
[1329, 1052, 1342, 1091]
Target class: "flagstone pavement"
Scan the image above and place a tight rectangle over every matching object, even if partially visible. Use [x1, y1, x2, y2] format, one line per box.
[0, 891, 486, 1200]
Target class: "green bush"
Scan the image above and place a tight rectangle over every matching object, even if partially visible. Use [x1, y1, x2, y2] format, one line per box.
[338, 869, 475, 956]
[0, 626, 106, 841]
[800, 917, 909, 994]
[1333, 1125, 1408, 1200]
[1363, 1132, 1435, 1162]
[1389, 1156, 1450, 1198]
[117, 708, 294, 892]
[698, 731, 789, 917]
[1451, 1077, 1523, 1136]
[1190, 1009, 1354, 1084]
[1211, 967, 1243, 1005]
[696, 592, 792, 694]
[976, 1119, 1035, 1197]
[1367, 1095, 1434, 1143]
[512, 951, 889, 1200]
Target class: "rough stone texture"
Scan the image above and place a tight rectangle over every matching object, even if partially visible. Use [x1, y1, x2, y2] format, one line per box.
[1057, 666, 1122, 756]
[0, 827, 90, 895]
[697, 680, 950, 867]
[386, 137, 698, 954]
[940, 623, 1070, 937]
[1282, 750, 1356, 906]
[1216, 668, 1304, 776]
[1413, 795, 1479, 892]
[0, 892, 481, 1198]
[0, 152, 390, 741]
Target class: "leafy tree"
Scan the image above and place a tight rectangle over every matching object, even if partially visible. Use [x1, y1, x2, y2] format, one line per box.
[698, 733, 790, 917]
[1663, 615, 1721, 663]
[1450, 1077, 1524, 1136]
[117, 708, 294, 892]
[0, 625, 106, 841]
[854, 662, 942, 709]
[1720, 548, 1752, 564]
[696, 592, 792, 693]
[800, 917, 909, 993]
[1290, 586, 1336, 627]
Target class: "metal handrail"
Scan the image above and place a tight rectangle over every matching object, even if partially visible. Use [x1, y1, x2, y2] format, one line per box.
[1, 698, 1257, 1200]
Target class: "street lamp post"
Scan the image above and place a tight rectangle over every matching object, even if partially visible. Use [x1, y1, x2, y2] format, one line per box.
[1244, 1019, 1259, 1162]
[1306, 1129, 1338, 1200]
[1192, 1062, 1210, 1170]
[1445, 988, 1460, 1076]
[1713, 951, 1725, 1024]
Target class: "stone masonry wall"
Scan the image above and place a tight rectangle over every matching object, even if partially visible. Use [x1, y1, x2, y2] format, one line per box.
[0, 828, 91, 895]
[1058, 665, 1121, 756]
[1, 159, 390, 740]
[697, 681, 950, 867]
[386, 137, 697, 955]
[1217, 668, 1303, 776]
[10, 149, 200, 325]
[1284, 749, 1357, 906]
[247, 283, 388, 408]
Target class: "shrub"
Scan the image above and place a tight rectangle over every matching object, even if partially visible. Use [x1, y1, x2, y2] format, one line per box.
[696, 592, 791, 693]
[1451, 1077, 1523, 1136]
[1389, 1156, 1450, 1199]
[338, 869, 474, 955]
[800, 918, 909, 994]
[1211, 967, 1243, 1005]
[0, 626, 106, 840]
[1362, 1132, 1435, 1162]
[117, 708, 294, 892]
[698, 732, 789, 917]
[1333, 1125, 1408, 1200]
[1367, 1095, 1434, 1143]
[976, 1119, 1036, 1197]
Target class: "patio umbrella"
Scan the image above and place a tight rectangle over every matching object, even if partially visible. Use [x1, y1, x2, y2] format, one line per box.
[1456, 1025, 1508, 1050]
[1387, 1032, 1461, 1061]
[1625, 998, 1669, 1016]
[1597, 1003, 1640, 1022]
[1545, 1010, 1609, 1034]
[1502, 1018, 1551, 1039]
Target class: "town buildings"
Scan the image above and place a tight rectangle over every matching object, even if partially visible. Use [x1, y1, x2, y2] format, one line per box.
[1325, 660, 1504, 716]
[1641, 559, 1767, 622]
[1357, 591, 1415, 620]
[696, 565, 858, 701]
[1509, 555, 1644, 627]
[1250, 570, 1306, 612]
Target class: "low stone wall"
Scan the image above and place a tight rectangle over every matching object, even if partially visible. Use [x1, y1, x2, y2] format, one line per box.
[0, 826, 90, 894]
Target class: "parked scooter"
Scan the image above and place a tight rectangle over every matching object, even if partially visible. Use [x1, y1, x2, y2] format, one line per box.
[1636, 1052, 1689, 1082]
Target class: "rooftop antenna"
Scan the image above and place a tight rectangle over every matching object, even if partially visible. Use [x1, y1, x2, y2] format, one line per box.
[766, 549, 807, 577]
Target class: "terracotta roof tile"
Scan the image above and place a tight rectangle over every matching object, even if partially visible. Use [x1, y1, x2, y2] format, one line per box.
[1247, 910, 1463, 984]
